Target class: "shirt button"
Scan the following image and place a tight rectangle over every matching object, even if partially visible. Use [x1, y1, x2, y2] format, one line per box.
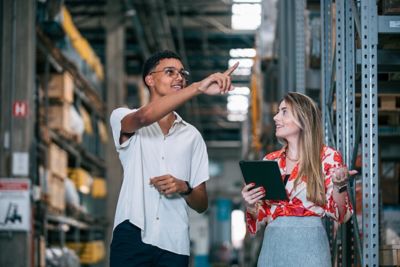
[156, 217, 159, 220]
[161, 157, 164, 160]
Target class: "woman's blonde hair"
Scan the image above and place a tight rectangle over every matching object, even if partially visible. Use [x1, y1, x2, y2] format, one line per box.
[281, 92, 325, 206]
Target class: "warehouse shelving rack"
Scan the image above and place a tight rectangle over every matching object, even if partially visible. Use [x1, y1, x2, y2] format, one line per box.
[321, 0, 400, 266]
[33, 12, 109, 267]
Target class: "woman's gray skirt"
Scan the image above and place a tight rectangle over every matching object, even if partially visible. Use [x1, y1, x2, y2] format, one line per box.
[257, 216, 331, 267]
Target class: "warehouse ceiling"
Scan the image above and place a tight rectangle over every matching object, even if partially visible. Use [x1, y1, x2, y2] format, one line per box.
[64, 0, 257, 144]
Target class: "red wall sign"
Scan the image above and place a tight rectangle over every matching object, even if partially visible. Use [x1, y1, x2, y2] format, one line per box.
[12, 101, 28, 118]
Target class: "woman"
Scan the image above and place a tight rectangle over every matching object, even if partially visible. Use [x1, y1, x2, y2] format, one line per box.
[241, 92, 356, 267]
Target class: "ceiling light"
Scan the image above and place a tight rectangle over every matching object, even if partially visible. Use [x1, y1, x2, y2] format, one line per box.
[231, 4, 261, 30]
[229, 48, 256, 58]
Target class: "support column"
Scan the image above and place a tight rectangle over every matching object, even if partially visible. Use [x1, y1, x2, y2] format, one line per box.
[105, 0, 126, 265]
[0, 0, 36, 266]
[295, 0, 306, 93]
[361, 0, 379, 266]
[321, 0, 334, 146]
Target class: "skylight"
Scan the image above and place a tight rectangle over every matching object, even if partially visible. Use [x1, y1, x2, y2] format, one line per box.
[231, 3, 261, 30]
[229, 59, 254, 76]
[229, 48, 256, 58]
[227, 86, 250, 122]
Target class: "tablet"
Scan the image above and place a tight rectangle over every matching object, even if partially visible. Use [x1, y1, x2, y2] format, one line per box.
[239, 160, 288, 201]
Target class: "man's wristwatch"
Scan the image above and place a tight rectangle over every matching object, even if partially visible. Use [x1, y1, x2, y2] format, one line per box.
[181, 181, 193, 195]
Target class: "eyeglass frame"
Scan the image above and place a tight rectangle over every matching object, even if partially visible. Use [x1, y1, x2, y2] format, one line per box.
[149, 67, 190, 81]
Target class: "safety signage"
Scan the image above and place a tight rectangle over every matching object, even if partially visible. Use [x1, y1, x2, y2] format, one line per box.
[12, 101, 28, 118]
[0, 178, 31, 231]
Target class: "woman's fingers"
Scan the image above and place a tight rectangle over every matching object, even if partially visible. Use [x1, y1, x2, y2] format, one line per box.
[348, 170, 358, 176]
[243, 185, 265, 205]
[242, 183, 255, 192]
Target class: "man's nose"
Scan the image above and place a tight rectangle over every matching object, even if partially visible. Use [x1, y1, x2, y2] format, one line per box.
[175, 71, 184, 80]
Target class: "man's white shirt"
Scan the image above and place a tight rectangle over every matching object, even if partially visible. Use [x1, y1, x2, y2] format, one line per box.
[110, 107, 209, 255]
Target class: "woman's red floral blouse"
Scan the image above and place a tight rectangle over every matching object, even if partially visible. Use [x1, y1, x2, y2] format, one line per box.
[246, 145, 353, 234]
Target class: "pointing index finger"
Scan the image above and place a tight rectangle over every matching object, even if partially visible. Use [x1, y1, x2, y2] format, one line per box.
[224, 62, 239, 76]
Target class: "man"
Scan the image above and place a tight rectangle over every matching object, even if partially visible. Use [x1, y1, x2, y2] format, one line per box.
[110, 50, 238, 266]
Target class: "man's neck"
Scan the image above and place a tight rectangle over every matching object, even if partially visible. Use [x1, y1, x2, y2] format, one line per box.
[158, 112, 176, 135]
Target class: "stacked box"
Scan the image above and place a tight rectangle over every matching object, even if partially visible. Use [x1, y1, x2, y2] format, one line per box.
[382, 0, 400, 14]
[91, 177, 107, 198]
[47, 103, 72, 133]
[380, 245, 400, 266]
[47, 172, 66, 213]
[42, 72, 74, 103]
[67, 241, 105, 264]
[48, 143, 68, 178]
[68, 168, 92, 194]
[80, 241, 105, 264]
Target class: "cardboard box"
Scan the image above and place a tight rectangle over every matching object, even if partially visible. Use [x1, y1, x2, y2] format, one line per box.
[382, 0, 400, 15]
[380, 244, 400, 266]
[68, 168, 92, 194]
[42, 72, 74, 103]
[48, 143, 68, 178]
[47, 103, 72, 133]
[46, 172, 66, 213]
[91, 177, 107, 198]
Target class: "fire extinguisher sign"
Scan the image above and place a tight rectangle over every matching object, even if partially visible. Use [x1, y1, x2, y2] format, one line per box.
[0, 178, 31, 231]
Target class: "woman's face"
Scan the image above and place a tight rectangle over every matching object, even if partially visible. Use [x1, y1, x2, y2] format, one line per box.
[273, 100, 301, 140]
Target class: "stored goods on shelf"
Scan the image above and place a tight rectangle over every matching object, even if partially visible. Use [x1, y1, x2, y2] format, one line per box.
[48, 143, 68, 178]
[61, 6, 104, 81]
[91, 178, 107, 198]
[68, 168, 93, 194]
[40, 72, 74, 103]
[46, 172, 66, 214]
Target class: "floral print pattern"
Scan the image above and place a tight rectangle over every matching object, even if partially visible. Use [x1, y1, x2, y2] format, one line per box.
[246, 146, 353, 234]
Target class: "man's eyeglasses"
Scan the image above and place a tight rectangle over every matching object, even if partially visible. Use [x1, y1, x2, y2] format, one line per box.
[150, 67, 190, 81]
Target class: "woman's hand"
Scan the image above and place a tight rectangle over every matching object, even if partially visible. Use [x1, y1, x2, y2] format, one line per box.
[241, 183, 265, 211]
[331, 166, 358, 190]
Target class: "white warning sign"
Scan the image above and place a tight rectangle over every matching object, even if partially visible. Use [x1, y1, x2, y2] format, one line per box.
[0, 178, 31, 231]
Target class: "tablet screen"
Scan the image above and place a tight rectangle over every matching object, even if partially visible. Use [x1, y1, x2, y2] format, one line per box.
[239, 160, 288, 201]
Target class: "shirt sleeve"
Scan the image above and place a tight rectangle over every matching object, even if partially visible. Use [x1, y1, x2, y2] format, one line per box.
[109, 107, 137, 151]
[189, 132, 210, 187]
[245, 201, 272, 234]
[323, 148, 353, 223]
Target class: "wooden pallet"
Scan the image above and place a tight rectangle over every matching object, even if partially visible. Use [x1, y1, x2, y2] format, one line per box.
[54, 128, 81, 143]
[47, 205, 65, 216]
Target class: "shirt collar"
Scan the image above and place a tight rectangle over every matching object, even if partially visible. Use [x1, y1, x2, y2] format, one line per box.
[276, 145, 288, 159]
[173, 111, 187, 126]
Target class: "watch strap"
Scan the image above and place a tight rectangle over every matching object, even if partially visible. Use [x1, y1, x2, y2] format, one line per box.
[181, 181, 193, 195]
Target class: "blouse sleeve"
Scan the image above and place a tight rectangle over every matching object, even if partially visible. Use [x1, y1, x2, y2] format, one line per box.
[323, 149, 353, 223]
[245, 200, 275, 234]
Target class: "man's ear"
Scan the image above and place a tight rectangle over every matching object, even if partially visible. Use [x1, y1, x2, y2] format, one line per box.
[145, 75, 154, 87]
